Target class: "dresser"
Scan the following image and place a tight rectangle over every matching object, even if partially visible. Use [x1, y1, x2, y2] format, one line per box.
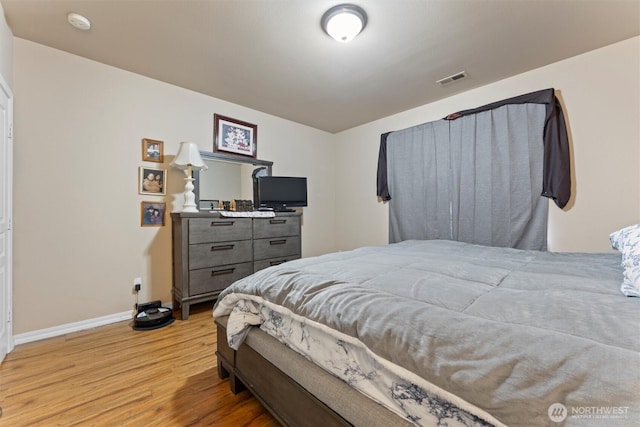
[171, 212, 301, 319]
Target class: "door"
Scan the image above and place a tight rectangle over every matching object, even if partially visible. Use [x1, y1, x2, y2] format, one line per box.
[0, 74, 13, 362]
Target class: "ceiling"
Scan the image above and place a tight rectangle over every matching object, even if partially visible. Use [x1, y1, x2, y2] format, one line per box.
[2, 1, 639, 133]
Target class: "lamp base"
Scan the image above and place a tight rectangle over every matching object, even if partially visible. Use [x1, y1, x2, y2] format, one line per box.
[181, 177, 198, 213]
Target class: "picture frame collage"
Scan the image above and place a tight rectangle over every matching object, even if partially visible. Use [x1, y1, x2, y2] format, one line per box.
[139, 138, 166, 227]
[138, 115, 257, 226]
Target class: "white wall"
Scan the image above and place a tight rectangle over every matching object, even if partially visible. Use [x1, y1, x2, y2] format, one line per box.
[12, 39, 336, 334]
[11, 35, 639, 335]
[334, 37, 640, 253]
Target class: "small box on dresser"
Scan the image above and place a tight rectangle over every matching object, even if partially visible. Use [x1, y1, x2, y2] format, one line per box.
[171, 211, 302, 319]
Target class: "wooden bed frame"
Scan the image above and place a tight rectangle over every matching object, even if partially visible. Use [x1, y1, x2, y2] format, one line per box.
[215, 316, 413, 427]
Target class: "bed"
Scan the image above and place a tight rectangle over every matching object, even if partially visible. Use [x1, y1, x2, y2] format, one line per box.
[212, 238, 640, 426]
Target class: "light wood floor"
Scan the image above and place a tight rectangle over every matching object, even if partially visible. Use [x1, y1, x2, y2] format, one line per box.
[0, 303, 279, 426]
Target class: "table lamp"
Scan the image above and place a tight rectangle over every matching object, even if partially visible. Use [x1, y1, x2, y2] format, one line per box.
[171, 141, 208, 212]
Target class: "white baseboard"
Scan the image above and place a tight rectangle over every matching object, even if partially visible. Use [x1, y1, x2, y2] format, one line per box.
[13, 310, 134, 346]
[13, 302, 174, 346]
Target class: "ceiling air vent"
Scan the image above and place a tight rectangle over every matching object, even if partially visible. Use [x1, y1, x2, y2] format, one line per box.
[436, 71, 467, 86]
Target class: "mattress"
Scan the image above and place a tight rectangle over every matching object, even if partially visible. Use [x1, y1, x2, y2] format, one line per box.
[213, 240, 640, 426]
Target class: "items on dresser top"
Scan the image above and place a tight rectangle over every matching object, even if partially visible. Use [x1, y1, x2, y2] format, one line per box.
[198, 199, 255, 211]
[171, 212, 301, 319]
[217, 210, 276, 218]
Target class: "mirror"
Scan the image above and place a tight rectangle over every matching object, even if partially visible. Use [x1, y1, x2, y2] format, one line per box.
[194, 151, 273, 209]
[199, 161, 242, 201]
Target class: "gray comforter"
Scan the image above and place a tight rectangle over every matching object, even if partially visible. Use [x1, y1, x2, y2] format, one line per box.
[213, 240, 640, 426]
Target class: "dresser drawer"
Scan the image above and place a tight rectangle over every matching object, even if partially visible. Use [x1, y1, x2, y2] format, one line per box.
[254, 236, 300, 261]
[189, 262, 253, 296]
[254, 256, 300, 272]
[189, 218, 252, 244]
[253, 217, 300, 239]
[189, 240, 252, 270]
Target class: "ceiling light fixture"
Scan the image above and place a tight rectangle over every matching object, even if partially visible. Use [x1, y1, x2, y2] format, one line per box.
[67, 12, 91, 31]
[321, 4, 367, 43]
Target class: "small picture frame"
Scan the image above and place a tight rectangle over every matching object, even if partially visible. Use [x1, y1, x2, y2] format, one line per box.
[139, 167, 167, 195]
[142, 138, 164, 163]
[214, 114, 257, 158]
[141, 201, 166, 227]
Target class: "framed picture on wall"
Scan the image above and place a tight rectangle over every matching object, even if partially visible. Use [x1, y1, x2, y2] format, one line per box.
[141, 201, 166, 227]
[213, 114, 257, 158]
[139, 167, 166, 195]
[142, 138, 164, 163]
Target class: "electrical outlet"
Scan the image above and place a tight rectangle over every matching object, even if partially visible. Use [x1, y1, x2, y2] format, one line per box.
[134, 277, 142, 291]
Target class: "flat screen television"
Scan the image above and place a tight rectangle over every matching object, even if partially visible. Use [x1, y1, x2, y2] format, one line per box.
[255, 176, 307, 212]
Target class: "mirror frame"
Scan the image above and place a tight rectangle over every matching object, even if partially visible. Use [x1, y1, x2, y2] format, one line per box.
[193, 151, 273, 206]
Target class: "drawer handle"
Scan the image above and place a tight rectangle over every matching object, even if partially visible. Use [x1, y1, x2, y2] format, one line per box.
[211, 268, 235, 276]
[211, 244, 235, 251]
[269, 219, 286, 225]
[269, 239, 287, 246]
[211, 221, 234, 227]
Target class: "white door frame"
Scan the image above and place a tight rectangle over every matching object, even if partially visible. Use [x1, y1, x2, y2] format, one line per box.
[0, 72, 13, 362]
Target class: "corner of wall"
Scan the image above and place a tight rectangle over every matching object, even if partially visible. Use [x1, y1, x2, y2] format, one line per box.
[0, 3, 14, 87]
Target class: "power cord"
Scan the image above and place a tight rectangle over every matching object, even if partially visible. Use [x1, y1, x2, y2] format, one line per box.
[134, 283, 141, 312]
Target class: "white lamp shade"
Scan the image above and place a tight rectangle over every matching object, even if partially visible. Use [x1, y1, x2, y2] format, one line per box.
[171, 141, 208, 171]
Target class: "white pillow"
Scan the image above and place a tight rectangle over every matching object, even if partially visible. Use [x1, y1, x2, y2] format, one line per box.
[609, 224, 640, 297]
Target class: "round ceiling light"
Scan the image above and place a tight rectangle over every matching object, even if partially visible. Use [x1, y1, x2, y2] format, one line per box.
[321, 4, 367, 43]
[67, 12, 91, 31]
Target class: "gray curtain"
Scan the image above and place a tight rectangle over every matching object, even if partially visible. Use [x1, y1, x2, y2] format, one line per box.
[387, 103, 548, 250]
